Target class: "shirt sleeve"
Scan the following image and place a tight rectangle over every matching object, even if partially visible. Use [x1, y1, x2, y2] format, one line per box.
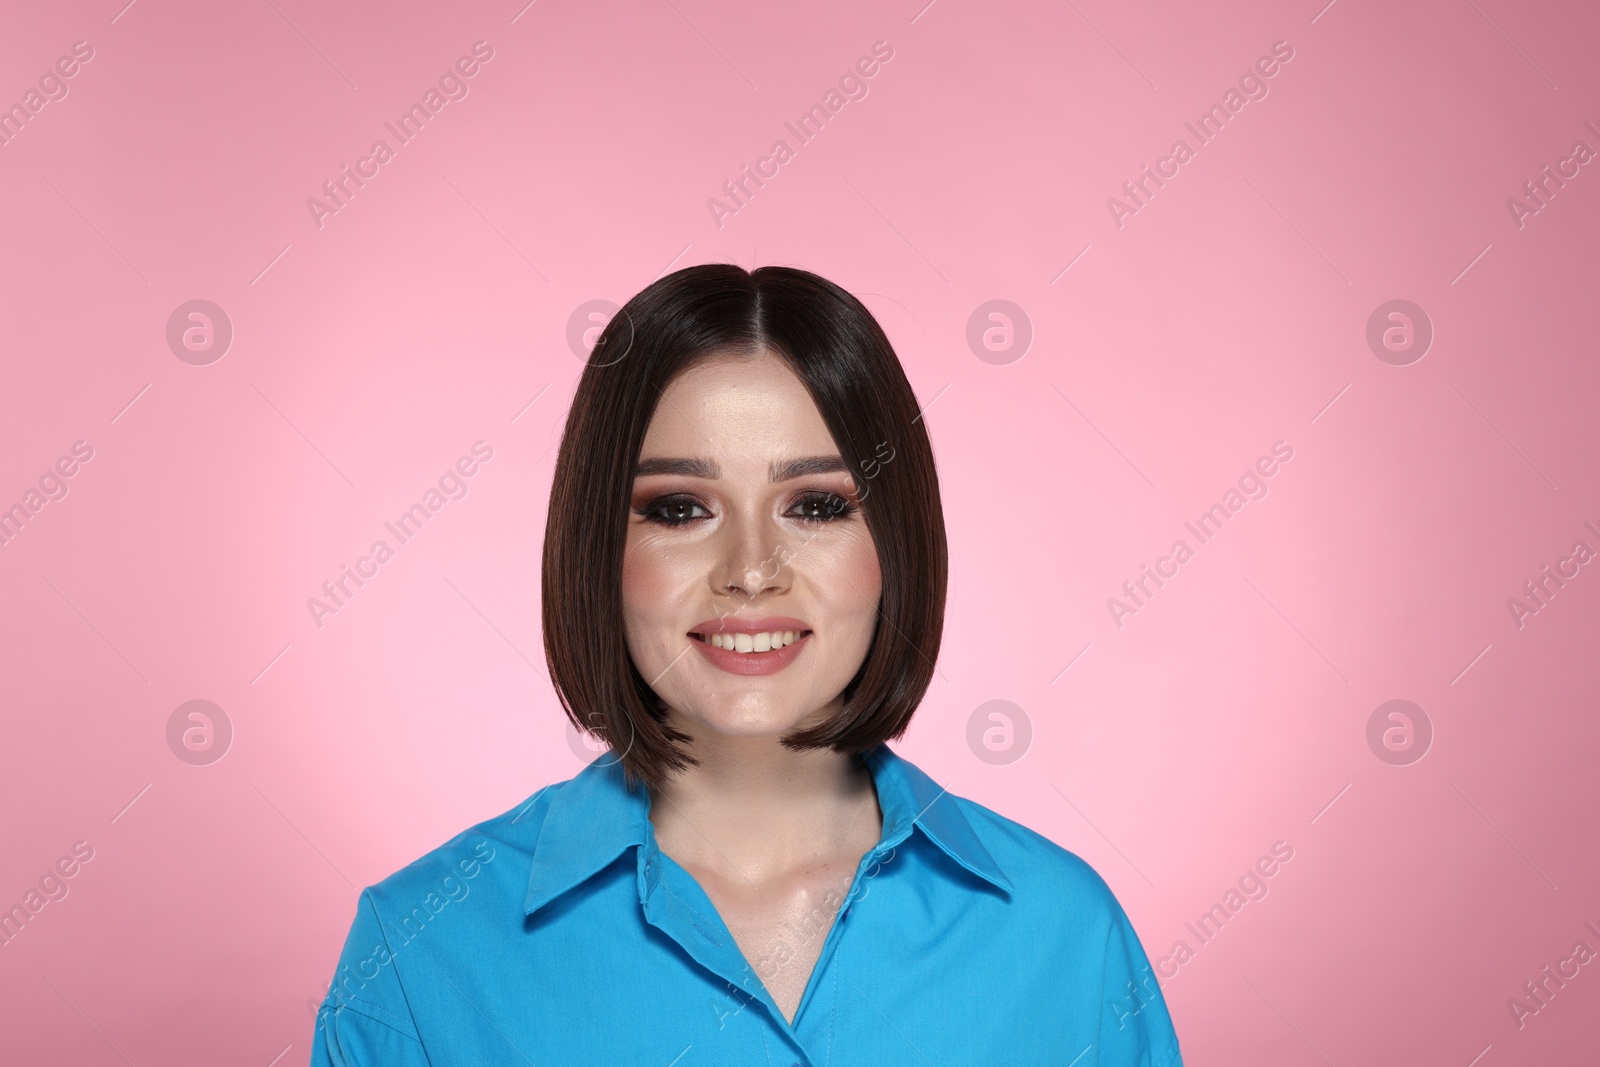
[1096, 896, 1183, 1067]
[309, 888, 431, 1067]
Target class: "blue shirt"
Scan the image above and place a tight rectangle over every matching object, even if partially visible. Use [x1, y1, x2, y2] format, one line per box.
[310, 742, 1183, 1066]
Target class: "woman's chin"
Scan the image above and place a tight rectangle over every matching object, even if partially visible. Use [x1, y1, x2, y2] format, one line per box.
[669, 705, 815, 741]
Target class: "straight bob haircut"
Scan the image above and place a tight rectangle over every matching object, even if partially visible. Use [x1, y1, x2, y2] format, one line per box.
[541, 263, 947, 795]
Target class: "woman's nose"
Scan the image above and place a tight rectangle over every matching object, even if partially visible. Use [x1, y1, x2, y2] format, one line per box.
[716, 517, 791, 598]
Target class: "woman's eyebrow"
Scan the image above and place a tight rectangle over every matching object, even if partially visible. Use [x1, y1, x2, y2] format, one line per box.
[634, 457, 717, 479]
[633, 455, 848, 482]
[772, 455, 848, 481]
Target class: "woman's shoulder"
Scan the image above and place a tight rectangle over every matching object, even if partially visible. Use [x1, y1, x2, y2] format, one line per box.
[874, 744, 1139, 928]
[357, 778, 567, 911]
[941, 788, 1134, 923]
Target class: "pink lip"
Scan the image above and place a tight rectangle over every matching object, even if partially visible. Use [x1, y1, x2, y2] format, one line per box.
[686, 616, 812, 676]
[689, 615, 811, 636]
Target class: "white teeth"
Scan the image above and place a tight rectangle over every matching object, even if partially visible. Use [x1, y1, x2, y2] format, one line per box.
[707, 630, 799, 652]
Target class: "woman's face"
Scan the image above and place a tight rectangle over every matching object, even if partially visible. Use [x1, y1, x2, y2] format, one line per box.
[621, 349, 882, 746]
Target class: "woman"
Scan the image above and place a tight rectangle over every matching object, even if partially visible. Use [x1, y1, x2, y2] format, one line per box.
[310, 264, 1183, 1065]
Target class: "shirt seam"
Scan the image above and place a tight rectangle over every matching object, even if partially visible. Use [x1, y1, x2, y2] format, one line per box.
[363, 890, 437, 1066]
[320, 996, 424, 1046]
[1102, 902, 1180, 1067]
[824, 926, 841, 1067]
[660, 874, 724, 946]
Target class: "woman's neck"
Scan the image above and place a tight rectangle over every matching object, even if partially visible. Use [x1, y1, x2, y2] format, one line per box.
[646, 736, 883, 887]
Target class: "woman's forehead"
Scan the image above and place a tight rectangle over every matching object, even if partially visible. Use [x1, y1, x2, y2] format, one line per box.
[641, 354, 836, 458]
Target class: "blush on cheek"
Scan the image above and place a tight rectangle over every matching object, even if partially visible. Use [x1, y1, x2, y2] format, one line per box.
[620, 539, 702, 672]
[806, 531, 883, 673]
[621, 534, 673, 600]
[622, 538, 705, 611]
[828, 528, 883, 607]
[621, 575, 660, 638]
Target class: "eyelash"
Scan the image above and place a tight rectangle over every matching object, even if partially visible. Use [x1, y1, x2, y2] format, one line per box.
[636, 491, 858, 527]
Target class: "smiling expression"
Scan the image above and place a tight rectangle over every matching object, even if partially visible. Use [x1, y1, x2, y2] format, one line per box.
[620, 349, 883, 741]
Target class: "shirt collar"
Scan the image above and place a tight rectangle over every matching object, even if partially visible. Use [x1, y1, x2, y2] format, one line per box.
[524, 742, 1013, 916]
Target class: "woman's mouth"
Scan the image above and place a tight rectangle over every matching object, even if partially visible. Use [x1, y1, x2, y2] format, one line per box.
[686, 618, 812, 675]
[689, 628, 809, 652]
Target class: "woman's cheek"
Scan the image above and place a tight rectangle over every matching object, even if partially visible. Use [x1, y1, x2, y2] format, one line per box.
[819, 527, 882, 611]
[621, 543, 671, 662]
[622, 531, 679, 602]
[621, 538, 711, 659]
[624, 535, 710, 605]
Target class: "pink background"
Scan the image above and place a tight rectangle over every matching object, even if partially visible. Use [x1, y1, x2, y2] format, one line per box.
[3, 0, 1598, 1063]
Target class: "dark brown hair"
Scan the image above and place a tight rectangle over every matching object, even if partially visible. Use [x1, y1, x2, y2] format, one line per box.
[541, 263, 946, 794]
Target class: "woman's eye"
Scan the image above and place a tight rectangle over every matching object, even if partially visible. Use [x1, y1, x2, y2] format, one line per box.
[791, 492, 857, 522]
[637, 492, 857, 526]
[637, 497, 709, 526]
